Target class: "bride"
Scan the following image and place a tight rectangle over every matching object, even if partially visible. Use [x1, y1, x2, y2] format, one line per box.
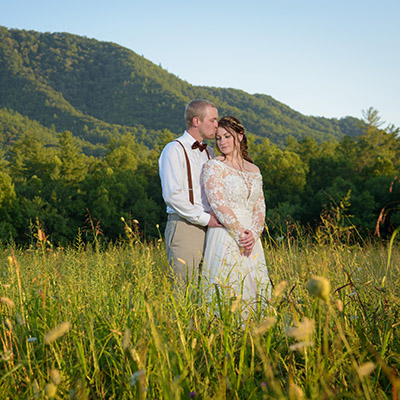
[202, 116, 270, 314]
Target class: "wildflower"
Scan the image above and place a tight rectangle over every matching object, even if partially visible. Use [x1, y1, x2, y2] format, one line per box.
[27, 337, 38, 343]
[357, 361, 375, 378]
[306, 276, 330, 302]
[121, 217, 125, 222]
[286, 317, 315, 341]
[177, 257, 187, 265]
[336, 299, 343, 312]
[189, 391, 196, 398]
[130, 369, 145, 386]
[44, 321, 71, 344]
[133, 219, 139, 224]
[7, 256, 13, 266]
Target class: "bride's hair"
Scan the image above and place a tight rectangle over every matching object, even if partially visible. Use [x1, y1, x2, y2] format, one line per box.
[218, 116, 254, 163]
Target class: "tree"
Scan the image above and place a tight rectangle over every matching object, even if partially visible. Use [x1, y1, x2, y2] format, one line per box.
[255, 139, 308, 207]
[58, 131, 88, 183]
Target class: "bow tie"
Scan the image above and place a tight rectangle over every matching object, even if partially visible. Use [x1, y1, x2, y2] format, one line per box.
[192, 141, 207, 152]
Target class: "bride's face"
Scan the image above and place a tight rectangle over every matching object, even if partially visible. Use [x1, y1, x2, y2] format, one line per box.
[216, 127, 240, 157]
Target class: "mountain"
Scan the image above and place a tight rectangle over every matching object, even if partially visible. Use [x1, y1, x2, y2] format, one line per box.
[0, 26, 364, 153]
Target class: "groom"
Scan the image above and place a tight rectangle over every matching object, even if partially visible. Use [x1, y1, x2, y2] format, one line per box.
[159, 99, 222, 285]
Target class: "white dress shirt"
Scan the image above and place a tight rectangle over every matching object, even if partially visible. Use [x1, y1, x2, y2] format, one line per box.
[159, 131, 215, 226]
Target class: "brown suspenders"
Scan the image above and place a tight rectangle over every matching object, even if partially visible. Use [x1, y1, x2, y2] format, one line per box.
[175, 140, 210, 205]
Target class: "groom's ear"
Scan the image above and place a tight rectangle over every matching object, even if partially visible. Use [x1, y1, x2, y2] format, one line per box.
[192, 116, 201, 127]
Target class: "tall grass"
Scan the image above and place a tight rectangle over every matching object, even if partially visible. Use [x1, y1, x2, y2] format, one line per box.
[0, 227, 399, 399]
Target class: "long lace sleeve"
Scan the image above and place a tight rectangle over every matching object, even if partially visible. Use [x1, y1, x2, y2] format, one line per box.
[249, 174, 266, 239]
[202, 161, 246, 246]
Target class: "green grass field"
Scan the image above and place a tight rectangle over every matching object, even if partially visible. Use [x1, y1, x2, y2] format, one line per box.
[1, 225, 399, 399]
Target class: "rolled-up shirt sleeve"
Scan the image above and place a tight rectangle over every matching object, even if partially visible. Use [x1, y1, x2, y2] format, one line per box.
[159, 141, 210, 226]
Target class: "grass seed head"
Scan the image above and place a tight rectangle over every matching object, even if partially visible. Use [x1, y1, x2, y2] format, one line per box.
[0, 297, 15, 308]
[44, 321, 71, 344]
[289, 382, 305, 399]
[230, 295, 242, 312]
[289, 341, 314, 352]
[123, 328, 131, 350]
[51, 369, 61, 385]
[45, 383, 57, 398]
[307, 276, 330, 302]
[5, 318, 12, 330]
[273, 281, 287, 299]
[357, 362, 375, 378]
[253, 317, 277, 335]
[286, 317, 315, 341]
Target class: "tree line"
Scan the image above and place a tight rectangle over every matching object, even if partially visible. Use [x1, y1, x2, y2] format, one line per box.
[0, 106, 399, 246]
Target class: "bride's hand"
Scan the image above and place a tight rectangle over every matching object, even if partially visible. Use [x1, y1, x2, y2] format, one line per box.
[240, 230, 255, 250]
[242, 247, 252, 257]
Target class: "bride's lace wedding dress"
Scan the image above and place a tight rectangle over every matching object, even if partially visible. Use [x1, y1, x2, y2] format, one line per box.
[202, 159, 270, 308]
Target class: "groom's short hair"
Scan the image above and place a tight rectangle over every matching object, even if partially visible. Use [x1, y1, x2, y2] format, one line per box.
[185, 99, 216, 128]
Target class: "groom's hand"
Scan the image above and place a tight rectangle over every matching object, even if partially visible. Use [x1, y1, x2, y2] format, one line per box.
[208, 211, 223, 227]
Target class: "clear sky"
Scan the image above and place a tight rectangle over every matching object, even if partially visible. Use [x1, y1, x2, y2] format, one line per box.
[2, 0, 399, 128]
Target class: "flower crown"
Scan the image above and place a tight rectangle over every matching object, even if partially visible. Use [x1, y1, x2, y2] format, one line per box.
[221, 116, 245, 133]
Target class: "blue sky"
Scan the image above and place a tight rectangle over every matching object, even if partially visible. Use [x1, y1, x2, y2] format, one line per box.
[2, 0, 399, 128]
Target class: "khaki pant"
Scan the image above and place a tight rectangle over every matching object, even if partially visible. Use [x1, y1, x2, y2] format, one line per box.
[164, 214, 207, 285]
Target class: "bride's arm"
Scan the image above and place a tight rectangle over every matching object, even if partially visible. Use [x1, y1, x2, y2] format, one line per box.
[202, 161, 246, 246]
[249, 174, 266, 240]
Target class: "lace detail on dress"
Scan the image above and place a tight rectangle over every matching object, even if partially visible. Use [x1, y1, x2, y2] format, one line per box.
[202, 159, 266, 246]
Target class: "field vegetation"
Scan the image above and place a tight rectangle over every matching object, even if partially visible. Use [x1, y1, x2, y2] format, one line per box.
[0, 218, 399, 399]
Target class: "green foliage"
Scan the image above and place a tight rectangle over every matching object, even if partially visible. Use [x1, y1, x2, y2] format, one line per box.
[254, 139, 308, 206]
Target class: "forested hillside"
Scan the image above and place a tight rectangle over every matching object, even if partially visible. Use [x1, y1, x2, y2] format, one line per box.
[0, 26, 364, 152]
[0, 26, 399, 246]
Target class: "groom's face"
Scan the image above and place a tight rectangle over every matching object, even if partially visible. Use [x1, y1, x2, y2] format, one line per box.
[198, 106, 218, 141]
